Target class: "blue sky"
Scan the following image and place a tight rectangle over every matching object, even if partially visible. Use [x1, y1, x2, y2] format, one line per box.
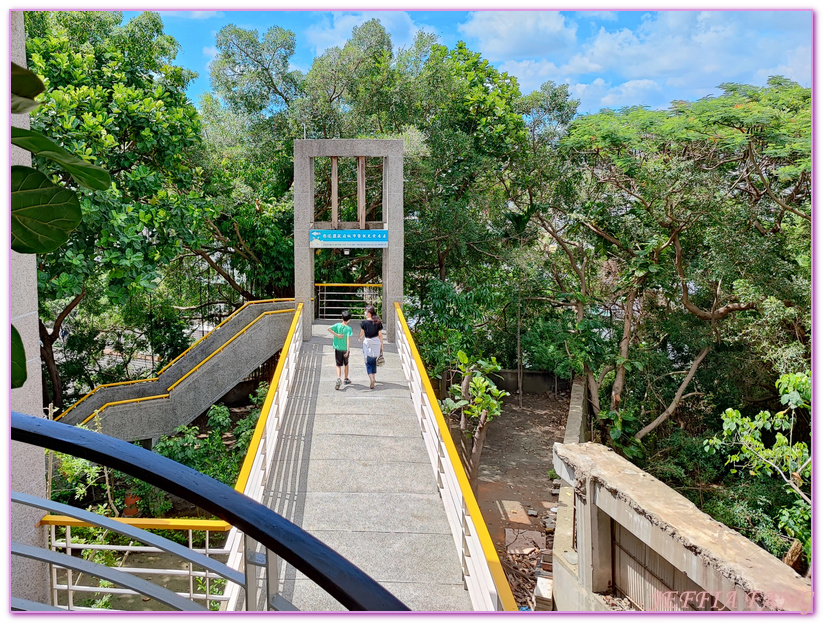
[121, 8, 813, 114]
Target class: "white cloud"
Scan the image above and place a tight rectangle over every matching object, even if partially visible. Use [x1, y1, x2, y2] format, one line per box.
[163, 11, 223, 20]
[304, 11, 427, 55]
[600, 79, 661, 107]
[755, 45, 812, 86]
[457, 11, 577, 60]
[507, 11, 810, 100]
[577, 11, 617, 22]
[203, 46, 218, 61]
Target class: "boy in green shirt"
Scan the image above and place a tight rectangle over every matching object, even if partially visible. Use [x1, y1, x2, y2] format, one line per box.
[328, 309, 353, 390]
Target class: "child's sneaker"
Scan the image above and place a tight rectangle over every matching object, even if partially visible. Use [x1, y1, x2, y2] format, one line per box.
[344, 378, 352, 385]
[335, 378, 341, 390]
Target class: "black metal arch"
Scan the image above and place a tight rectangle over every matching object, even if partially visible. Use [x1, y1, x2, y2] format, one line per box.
[11, 412, 409, 612]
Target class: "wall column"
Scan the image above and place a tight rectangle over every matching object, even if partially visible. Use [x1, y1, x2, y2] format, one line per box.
[10, 9, 51, 605]
[293, 143, 315, 341]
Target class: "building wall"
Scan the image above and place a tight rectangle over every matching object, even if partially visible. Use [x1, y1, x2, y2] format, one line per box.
[10, 9, 50, 605]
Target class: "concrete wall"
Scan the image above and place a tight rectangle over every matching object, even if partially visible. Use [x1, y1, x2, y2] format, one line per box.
[293, 140, 403, 342]
[551, 376, 591, 612]
[10, 9, 51, 604]
[552, 443, 812, 612]
[494, 370, 571, 396]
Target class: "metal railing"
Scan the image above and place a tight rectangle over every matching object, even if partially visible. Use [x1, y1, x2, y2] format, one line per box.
[12, 410, 409, 612]
[315, 283, 381, 320]
[30, 499, 234, 611]
[224, 302, 304, 611]
[394, 303, 517, 612]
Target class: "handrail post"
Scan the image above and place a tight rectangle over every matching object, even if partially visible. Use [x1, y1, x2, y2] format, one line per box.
[66, 525, 74, 610]
[243, 534, 260, 611]
[266, 548, 280, 610]
[50, 524, 58, 607]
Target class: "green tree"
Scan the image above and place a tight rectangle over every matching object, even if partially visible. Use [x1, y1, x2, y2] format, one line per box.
[26, 11, 207, 408]
[440, 351, 509, 492]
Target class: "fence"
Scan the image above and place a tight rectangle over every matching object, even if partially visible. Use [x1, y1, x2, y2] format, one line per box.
[314, 283, 381, 320]
[394, 303, 517, 612]
[224, 303, 304, 611]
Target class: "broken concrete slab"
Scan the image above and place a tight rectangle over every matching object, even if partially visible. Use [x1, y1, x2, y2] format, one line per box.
[506, 528, 546, 554]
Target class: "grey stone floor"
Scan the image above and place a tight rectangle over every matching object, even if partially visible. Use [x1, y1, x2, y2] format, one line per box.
[259, 322, 473, 612]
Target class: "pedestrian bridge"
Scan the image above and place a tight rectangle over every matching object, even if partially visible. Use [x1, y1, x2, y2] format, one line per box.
[13, 301, 516, 612]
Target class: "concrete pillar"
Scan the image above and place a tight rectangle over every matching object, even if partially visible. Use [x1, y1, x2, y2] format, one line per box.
[381, 144, 403, 343]
[293, 140, 403, 342]
[293, 143, 315, 341]
[10, 9, 51, 605]
[574, 481, 612, 594]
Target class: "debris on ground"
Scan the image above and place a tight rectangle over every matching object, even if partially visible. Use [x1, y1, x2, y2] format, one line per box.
[505, 528, 545, 555]
[501, 549, 539, 608]
[601, 594, 637, 611]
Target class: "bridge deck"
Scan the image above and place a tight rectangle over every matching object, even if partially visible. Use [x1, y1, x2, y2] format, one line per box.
[261, 322, 473, 611]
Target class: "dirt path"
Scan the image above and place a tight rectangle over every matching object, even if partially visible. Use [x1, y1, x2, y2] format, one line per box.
[475, 392, 569, 608]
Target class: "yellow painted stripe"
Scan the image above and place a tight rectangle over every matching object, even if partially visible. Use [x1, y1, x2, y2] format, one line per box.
[55, 378, 156, 422]
[38, 515, 231, 531]
[75, 305, 295, 426]
[80, 394, 170, 426]
[234, 304, 303, 493]
[314, 283, 382, 288]
[167, 309, 294, 393]
[156, 298, 294, 375]
[395, 302, 518, 612]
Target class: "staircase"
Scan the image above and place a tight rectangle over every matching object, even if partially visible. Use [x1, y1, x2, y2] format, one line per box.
[56, 300, 296, 442]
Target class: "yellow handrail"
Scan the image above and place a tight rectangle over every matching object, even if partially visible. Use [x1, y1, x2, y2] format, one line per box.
[76, 309, 295, 422]
[394, 302, 517, 611]
[234, 304, 302, 493]
[156, 298, 294, 375]
[167, 309, 293, 392]
[39, 516, 231, 531]
[54, 379, 155, 422]
[80, 394, 170, 427]
[56, 298, 295, 421]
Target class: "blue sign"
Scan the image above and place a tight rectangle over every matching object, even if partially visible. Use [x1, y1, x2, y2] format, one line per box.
[309, 229, 389, 248]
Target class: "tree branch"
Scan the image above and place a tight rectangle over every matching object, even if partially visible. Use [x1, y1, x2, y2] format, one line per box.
[48, 287, 87, 345]
[188, 247, 257, 300]
[635, 346, 710, 440]
[673, 232, 756, 321]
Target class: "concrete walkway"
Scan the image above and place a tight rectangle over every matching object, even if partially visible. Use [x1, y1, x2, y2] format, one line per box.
[261, 322, 473, 611]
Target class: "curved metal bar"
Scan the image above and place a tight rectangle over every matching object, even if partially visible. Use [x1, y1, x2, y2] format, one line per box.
[12, 412, 409, 612]
[11, 542, 207, 611]
[11, 598, 64, 612]
[13, 492, 244, 587]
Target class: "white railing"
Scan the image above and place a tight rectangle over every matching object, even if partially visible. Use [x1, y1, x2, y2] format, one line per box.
[224, 304, 304, 611]
[44, 521, 230, 610]
[393, 304, 517, 612]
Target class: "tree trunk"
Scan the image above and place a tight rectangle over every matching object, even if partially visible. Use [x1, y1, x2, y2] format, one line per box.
[517, 294, 523, 408]
[40, 320, 62, 410]
[38, 289, 86, 411]
[610, 288, 636, 411]
[467, 410, 489, 493]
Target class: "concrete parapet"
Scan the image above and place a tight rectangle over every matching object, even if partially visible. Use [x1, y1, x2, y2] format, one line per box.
[553, 442, 812, 611]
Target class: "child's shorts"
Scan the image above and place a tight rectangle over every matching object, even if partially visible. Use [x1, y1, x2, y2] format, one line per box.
[335, 349, 349, 367]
